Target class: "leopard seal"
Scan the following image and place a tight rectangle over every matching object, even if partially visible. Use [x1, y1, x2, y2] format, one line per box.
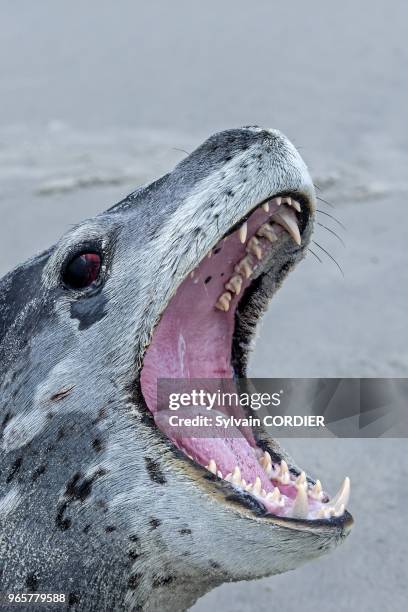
[0, 127, 352, 611]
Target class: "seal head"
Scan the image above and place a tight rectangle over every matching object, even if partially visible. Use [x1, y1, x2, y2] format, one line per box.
[0, 127, 352, 611]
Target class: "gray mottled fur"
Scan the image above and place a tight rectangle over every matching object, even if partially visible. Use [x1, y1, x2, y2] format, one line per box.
[0, 128, 351, 611]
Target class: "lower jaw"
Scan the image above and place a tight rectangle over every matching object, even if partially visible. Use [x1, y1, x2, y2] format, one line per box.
[140, 195, 350, 522]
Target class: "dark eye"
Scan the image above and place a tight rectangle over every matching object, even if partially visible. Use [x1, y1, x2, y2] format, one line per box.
[62, 252, 102, 289]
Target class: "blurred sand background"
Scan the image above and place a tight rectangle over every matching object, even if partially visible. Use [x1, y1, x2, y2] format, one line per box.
[0, 1, 407, 610]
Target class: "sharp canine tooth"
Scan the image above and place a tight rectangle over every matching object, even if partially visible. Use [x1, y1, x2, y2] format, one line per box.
[259, 450, 272, 470]
[207, 460, 217, 475]
[292, 484, 309, 519]
[310, 480, 323, 500]
[296, 471, 307, 487]
[225, 274, 243, 295]
[279, 460, 290, 485]
[291, 199, 301, 212]
[235, 256, 253, 279]
[272, 206, 301, 246]
[239, 222, 247, 244]
[217, 470, 223, 478]
[253, 476, 262, 495]
[215, 292, 232, 312]
[247, 236, 262, 260]
[266, 487, 281, 504]
[330, 477, 350, 510]
[334, 503, 345, 517]
[262, 202, 270, 212]
[225, 473, 232, 482]
[257, 223, 278, 243]
[232, 466, 241, 485]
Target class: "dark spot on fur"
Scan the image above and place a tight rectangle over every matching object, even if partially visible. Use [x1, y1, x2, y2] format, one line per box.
[1, 412, 12, 428]
[70, 293, 108, 331]
[50, 386, 74, 402]
[68, 592, 81, 606]
[92, 438, 103, 452]
[128, 550, 140, 560]
[204, 276, 212, 284]
[129, 534, 140, 543]
[105, 525, 116, 533]
[149, 517, 161, 530]
[25, 572, 39, 591]
[6, 456, 23, 483]
[92, 406, 108, 424]
[209, 560, 221, 569]
[32, 463, 47, 481]
[144, 457, 166, 485]
[128, 573, 142, 590]
[65, 468, 107, 502]
[153, 575, 175, 588]
[179, 528, 192, 535]
[56, 502, 72, 531]
[96, 499, 108, 513]
[46, 412, 54, 420]
[57, 427, 65, 441]
[224, 155, 232, 161]
[83, 524, 91, 534]
[226, 190, 234, 197]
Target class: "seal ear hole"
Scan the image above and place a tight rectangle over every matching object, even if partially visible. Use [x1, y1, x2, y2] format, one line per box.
[62, 252, 102, 290]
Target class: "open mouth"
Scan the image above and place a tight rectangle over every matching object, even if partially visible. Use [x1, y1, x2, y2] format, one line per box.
[140, 194, 351, 525]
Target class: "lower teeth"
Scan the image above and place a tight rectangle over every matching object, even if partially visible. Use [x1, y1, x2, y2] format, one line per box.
[205, 452, 350, 521]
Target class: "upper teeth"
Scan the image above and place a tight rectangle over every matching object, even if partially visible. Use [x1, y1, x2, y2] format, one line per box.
[271, 204, 301, 246]
[239, 222, 248, 244]
[214, 197, 302, 312]
[257, 223, 278, 243]
[234, 255, 254, 279]
[225, 275, 243, 295]
[247, 236, 262, 260]
[214, 292, 232, 312]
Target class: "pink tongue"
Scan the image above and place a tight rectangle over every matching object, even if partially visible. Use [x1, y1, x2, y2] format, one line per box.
[140, 203, 283, 496]
[154, 408, 274, 492]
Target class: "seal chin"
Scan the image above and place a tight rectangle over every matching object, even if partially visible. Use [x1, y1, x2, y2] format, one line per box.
[139, 190, 352, 529]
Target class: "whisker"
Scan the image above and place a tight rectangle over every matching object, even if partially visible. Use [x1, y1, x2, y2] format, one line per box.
[317, 222, 346, 247]
[309, 248, 323, 263]
[316, 195, 335, 209]
[313, 241, 344, 277]
[316, 209, 346, 230]
[172, 147, 190, 156]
